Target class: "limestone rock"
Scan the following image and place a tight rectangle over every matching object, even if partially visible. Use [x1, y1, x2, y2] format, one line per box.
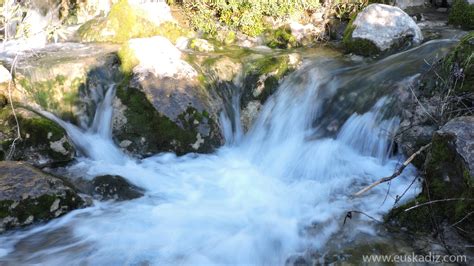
[344, 4, 423, 56]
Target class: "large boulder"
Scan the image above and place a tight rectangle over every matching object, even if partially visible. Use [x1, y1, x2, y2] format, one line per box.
[113, 36, 223, 156]
[343, 4, 423, 56]
[0, 161, 85, 232]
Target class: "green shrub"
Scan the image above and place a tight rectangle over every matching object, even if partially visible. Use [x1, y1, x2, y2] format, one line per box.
[448, 0, 474, 30]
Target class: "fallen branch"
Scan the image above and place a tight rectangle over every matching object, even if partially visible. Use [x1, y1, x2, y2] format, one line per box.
[404, 198, 474, 212]
[6, 54, 20, 160]
[354, 143, 431, 197]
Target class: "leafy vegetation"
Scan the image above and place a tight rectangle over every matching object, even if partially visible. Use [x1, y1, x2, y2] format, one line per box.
[448, 0, 474, 30]
[179, 0, 320, 37]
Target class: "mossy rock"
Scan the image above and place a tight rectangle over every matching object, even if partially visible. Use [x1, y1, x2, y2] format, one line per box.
[0, 161, 86, 232]
[342, 16, 380, 57]
[387, 117, 474, 240]
[113, 79, 221, 157]
[0, 106, 75, 166]
[241, 53, 301, 105]
[78, 0, 189, 44]
[16, 75, 83, 122]
[448, 0, 474, 30]
[265, 27, 298, 49]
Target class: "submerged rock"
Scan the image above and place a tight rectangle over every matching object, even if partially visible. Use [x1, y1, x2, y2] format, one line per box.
[92, 175, 144, 201]
[0, 161, 85, 232]
[343, 4, 423, 56]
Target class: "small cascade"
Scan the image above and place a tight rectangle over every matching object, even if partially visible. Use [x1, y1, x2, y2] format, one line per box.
[39, 85, 126, 164]
[0, 40, 457, 265]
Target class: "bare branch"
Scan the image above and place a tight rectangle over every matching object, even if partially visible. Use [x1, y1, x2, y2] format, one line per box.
[354, 143, 431, 197]
[404, 198, 474, 212]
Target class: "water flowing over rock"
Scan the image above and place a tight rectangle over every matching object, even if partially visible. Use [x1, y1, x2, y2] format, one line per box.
[91, 175, 144, 201]
[0, 40, 459, 265]
[344, 4, 423, 56]
[0, 161, 85, 232]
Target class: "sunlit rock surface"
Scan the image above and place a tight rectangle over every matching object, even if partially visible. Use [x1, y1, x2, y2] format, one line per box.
[0, 43, 120, 127]
[113, 36, 223, 156]
[344, 4, 423, 56]
[127, 36, 197, 80]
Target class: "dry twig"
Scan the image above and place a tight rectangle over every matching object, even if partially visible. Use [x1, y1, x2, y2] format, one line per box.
[354, 143, 431, 196]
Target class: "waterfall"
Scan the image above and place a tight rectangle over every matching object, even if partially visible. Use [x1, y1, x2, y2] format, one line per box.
[0, 41, 456, 265]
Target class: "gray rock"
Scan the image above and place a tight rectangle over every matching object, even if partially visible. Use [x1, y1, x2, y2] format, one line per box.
[435, 116, 474, 178]
[0, 161, 85, 232]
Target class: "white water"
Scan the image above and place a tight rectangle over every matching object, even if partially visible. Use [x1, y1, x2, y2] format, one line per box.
[1, 43, 453, 264]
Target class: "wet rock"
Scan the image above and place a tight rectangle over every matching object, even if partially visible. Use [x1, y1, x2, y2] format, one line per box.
[241, 53, 302, 106]
[0, 161, 85, 232]
[343, 4, 423, 56]
[92, 175, 144, 201]
[0, 106, 75, 166]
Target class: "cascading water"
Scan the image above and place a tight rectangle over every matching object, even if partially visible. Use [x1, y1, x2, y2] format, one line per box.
[0, 40, 456, 265]
[39, 85, 126, 164]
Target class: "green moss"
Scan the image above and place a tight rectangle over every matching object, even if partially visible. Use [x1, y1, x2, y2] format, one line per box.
[0, 105, 73, 163]
[115, 81, 198, 155]
[117, 43, 139, 74]
[342, 16, 380, 57]
[17, 75, 83, 120]
[265, 27, 297, 49]
[0, 190, 83, 230]
[240, 54, 294, 104]
[448, 0, 474, 30]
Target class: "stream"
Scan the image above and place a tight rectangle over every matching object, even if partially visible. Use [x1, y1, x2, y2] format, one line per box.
[0, 39, 457, 265]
